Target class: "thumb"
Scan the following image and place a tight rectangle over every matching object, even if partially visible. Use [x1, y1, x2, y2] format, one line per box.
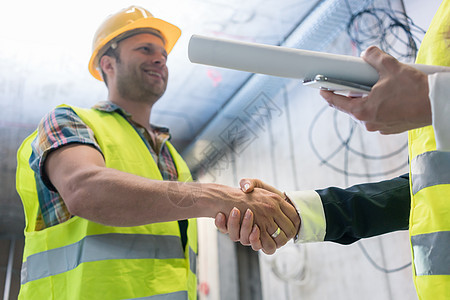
[239, 178, 256, 193]
[361, 46, 397, 77]
[240, 178, 283, 198]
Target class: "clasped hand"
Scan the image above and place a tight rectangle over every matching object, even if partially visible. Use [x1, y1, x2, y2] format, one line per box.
[215, 179, 300, 255]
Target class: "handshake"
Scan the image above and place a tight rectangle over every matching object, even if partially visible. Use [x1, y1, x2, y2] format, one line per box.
[213, 178, 301, 255]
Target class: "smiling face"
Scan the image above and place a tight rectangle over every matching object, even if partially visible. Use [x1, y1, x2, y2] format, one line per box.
[112, 33, 169, 104]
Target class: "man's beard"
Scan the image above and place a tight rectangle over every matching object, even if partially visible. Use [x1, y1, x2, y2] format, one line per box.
[116, 64, 167, 104]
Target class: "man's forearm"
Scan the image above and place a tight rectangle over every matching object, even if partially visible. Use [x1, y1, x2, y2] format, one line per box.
[64, 166, 236, 226]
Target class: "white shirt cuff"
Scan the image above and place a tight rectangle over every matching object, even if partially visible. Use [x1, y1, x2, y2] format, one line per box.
[429, 72, 450, 152]
[285, 190, 326, 243]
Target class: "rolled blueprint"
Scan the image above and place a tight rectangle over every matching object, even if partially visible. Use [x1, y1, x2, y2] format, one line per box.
[188, 35, 450, 86]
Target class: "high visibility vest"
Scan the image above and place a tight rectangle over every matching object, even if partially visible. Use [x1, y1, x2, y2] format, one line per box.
[16, 104, 198, 300]
[409, 1, 450, 299]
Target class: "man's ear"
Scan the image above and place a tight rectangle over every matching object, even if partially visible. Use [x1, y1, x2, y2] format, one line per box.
[100, 55, 115, 80]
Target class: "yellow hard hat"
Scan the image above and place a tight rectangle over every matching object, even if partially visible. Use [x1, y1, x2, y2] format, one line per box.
[88, 6, 181, 81]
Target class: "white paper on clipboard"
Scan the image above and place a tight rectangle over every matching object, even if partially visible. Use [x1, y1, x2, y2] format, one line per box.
[188, 35, 450, 87]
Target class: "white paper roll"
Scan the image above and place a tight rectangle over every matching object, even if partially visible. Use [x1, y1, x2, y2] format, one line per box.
[188, 35, 450, 86]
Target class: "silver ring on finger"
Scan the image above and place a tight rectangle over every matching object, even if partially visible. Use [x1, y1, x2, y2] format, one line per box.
[271, 227, 281, 238]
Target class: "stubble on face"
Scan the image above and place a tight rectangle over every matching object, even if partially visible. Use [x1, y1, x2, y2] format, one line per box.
[113, 35, 169, 105]
[115, 61, 167, 104]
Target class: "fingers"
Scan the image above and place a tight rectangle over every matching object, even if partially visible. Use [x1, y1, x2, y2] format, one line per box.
[217, 207, 262, 249]
[218, 206, 289, 254]
[269, 226, 289, 249]
[258, 222, 292, 254]
[238, 178, 298, 252]
[239, 209, 254, 245]
[236, 178, 299, 253]
[279, 201, 301, 240]
[214, 212, 228, 234]
[224, 207, 257, 246]
[318, 47, 430, 135]
[240, 178, 283, 198]
[227, 207, 241, 241]
[320, 89, 367, 116]
[259, 230, 278, 255]
[271, 214, 295, 244]
[225, 208, 257, 246]
[249, 225, 262, 251]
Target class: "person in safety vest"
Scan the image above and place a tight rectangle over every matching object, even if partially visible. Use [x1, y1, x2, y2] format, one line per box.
[216, 1, 449, 299]
[15, 6, 301, 300]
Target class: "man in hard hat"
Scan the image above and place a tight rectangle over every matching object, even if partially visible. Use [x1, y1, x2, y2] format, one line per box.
[217, 1, 450, 299]
[16, 6, 300, 299]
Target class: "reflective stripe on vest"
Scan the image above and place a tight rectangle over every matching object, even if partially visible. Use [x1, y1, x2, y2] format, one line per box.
[189, 246, 197, 275]
[410, 151, 450, 194]
[411, 231, 450, 276]
[126, 291, 188, 300]
[21, 233, 197, 284]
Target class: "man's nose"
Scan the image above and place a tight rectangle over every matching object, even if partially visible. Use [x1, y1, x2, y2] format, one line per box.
[152, 52, 167, 66]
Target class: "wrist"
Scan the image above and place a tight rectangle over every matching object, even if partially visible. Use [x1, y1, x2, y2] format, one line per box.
[197, 183, 238, 218]
[284, 192, 300, 241]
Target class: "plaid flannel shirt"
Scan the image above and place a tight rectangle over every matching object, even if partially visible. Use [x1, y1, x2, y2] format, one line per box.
[29, 101, 178, 230]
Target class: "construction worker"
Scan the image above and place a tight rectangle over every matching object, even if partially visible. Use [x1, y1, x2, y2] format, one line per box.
[217, 0, 450, 299]
[16, 6, 300, 299]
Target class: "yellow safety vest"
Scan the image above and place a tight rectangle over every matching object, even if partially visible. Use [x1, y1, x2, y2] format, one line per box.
[409, 1, 450, 299]
[16, 105, 198, 300]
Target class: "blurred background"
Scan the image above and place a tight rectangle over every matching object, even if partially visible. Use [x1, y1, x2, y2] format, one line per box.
[0, 0, 441, 299]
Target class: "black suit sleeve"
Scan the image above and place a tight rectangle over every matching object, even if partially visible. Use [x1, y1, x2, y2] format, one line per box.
[316, 173, 410, 245]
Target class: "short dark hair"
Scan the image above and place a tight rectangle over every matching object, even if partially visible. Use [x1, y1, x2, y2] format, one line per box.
[100, 46, 121, 87]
